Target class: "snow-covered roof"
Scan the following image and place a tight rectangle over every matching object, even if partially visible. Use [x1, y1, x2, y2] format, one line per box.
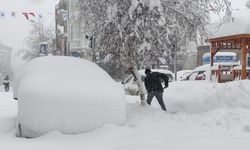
[211, 21, 250, 38]
[232, 65, 250, 70]
[177, 70, 192, 81]
[0, 43, 12, 51]
[193, 64, 211, 72]
[209, 10, 250, 38]
[202, 52, 237, 57]
[0, 43, 12, 57]
[210, 62, 239, 70]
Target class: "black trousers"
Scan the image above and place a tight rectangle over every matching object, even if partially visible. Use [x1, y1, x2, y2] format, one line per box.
[4, 84, 9, 92]
[146, 91, 167, 111]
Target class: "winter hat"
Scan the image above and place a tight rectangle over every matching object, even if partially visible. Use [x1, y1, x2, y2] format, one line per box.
[145, 68, 151, 75]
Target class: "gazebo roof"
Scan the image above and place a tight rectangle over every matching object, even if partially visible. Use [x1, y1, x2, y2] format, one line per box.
[209, 10, 250, 39]
[208, 34, 250, 50]
[209, 34, 250, 43]
[208, 33, 250, 80]
[0, 43, 12, 51]
[207, 10, 250, 81]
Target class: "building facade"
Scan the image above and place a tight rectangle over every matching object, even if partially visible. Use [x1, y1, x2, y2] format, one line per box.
[55, 0, 90, 59]
[197, 45, 242, 66]
[55, 0, 69, 56]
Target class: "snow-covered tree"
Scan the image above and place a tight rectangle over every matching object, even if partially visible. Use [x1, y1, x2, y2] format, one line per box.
[78, 0, 232, 75]
[76, 0, 232, 102]
[24, 21, 54, 60]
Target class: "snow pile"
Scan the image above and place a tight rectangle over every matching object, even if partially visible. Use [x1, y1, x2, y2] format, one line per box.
[214, 20, 250, 37]
[16, 56, 126, 138]
[166, 81, 250, 114]
[0, 92, 16, 135]
[127, 80, 250, 132]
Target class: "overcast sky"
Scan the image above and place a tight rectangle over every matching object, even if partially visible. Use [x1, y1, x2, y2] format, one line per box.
[0, 0, 249, 51]
[0, 0, 59, 50]
[211, 0, 249, 22]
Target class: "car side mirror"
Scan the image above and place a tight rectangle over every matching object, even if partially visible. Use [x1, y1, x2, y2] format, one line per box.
[121, 81, 125, 84]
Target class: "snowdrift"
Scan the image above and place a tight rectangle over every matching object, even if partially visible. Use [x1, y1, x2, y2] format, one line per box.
[166, 81, 250, 114]
[15, 56, 126, 138]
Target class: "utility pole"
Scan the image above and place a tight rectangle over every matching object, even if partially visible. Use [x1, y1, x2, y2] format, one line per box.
[55, 5, 59, 55]
[173, 44, 177, 81]
[172, 32, 178, 81]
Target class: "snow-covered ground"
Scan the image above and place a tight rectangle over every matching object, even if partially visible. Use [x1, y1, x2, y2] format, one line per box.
[1, 80, 250, 150]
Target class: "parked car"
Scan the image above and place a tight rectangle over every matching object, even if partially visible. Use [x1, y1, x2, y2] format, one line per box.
[184, 64, 211, 81]
[177, 70, 193, 81]
[121, 69, 173, 95]
[14, 56, 126, 138]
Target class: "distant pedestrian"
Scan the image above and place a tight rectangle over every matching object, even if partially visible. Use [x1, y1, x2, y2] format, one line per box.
[3, 75, 10, 92]
[144, 68, 169, 111]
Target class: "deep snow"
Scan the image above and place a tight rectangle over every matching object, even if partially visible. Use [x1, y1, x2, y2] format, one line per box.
[15, 56, 126, 138]
[1, 80, 250, 150]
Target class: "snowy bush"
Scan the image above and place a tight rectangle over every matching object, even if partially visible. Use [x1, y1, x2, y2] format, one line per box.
[15, 56, 126, 138]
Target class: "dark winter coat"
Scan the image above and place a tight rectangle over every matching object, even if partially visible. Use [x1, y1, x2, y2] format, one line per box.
[3, 78, 9, 87]
[144, 72, 169, 92]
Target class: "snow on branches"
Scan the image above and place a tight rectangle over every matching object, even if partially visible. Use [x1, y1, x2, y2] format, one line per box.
[77, 0, 232, 78]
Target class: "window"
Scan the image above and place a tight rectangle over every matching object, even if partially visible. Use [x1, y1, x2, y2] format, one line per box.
[195, 71, 206, 80]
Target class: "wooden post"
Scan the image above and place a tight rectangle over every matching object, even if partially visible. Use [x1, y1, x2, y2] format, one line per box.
[242, 39, 247, 79]
[218, 65, 221, 83]
[210, 47, 215, 67]
[210, 46, 216, 81]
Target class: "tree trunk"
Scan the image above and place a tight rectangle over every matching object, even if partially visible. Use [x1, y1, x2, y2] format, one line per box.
[128, 65, 147, 106]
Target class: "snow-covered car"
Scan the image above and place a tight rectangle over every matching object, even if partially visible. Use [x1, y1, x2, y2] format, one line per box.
[184, 64, 211, 81]
[121, 69, 173, 95]
[177, 70, 193, 81]
[14, 56, 126, 138]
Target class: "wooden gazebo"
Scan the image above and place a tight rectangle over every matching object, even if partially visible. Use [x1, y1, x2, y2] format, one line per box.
[209, 34, 250, 80]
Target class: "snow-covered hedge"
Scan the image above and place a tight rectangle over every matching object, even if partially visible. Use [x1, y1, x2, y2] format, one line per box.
[15, 56, 126, 138]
